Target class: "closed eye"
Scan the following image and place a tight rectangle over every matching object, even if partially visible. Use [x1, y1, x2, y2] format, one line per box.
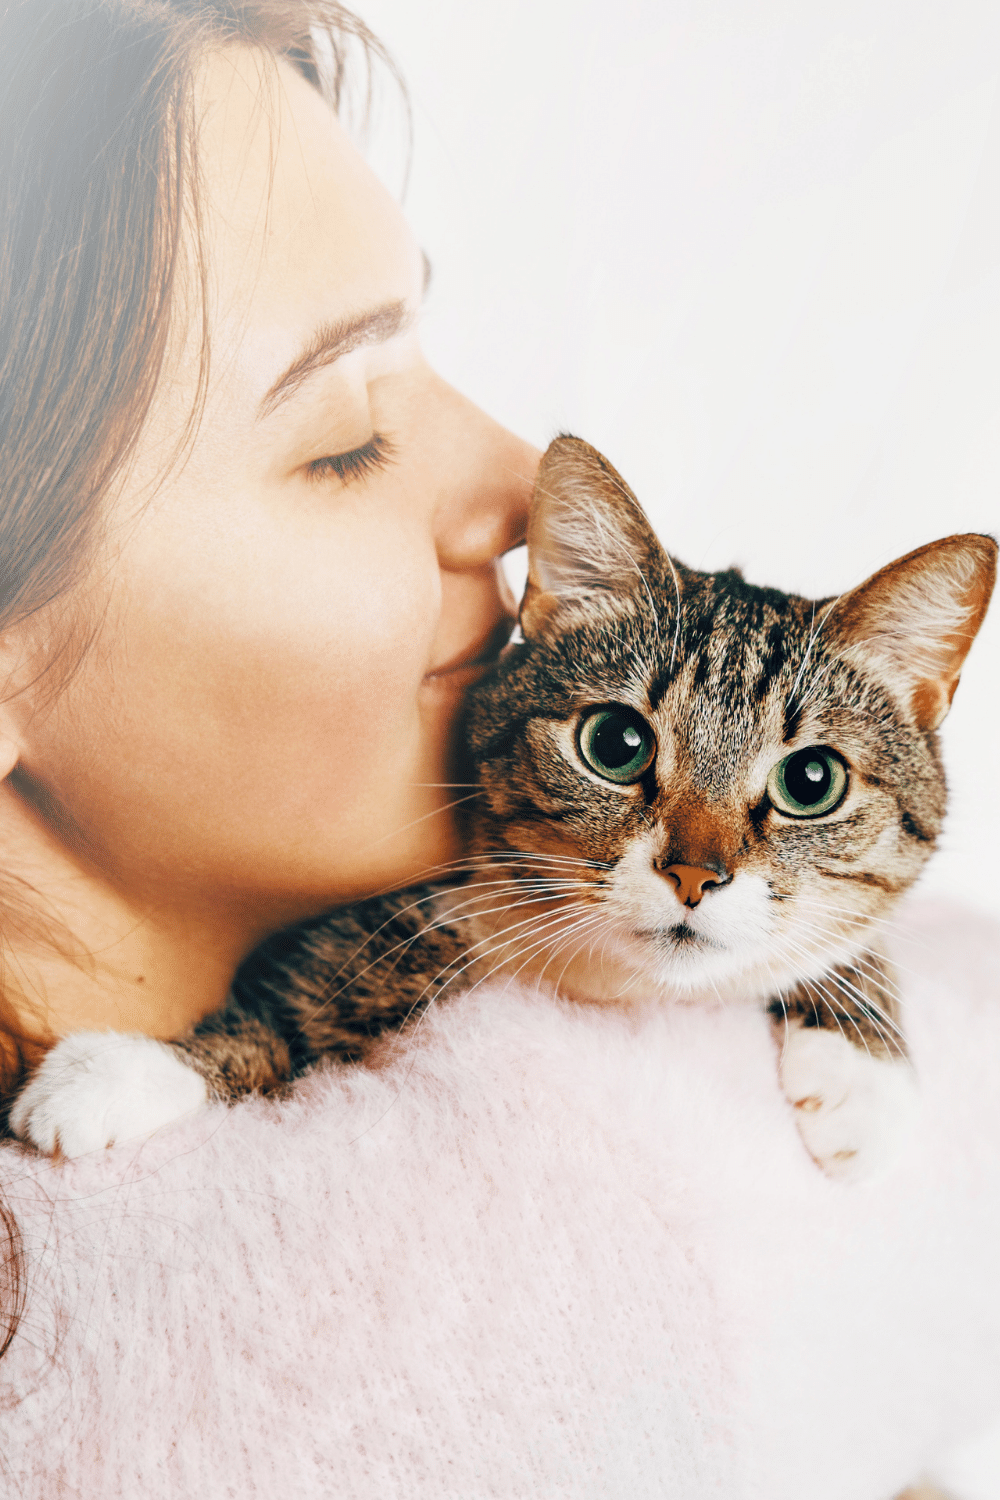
[307, 431, 395, 485]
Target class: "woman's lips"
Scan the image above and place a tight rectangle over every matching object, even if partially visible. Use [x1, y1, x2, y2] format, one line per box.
[422, 617, 515, 682]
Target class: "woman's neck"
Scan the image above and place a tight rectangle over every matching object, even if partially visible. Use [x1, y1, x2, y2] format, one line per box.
[0, 778, 257, 1047]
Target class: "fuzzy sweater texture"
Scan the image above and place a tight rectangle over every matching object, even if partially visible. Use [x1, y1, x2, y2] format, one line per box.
[2, 899, 1000, 1500]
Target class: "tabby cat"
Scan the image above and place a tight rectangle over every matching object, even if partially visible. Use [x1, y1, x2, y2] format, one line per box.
[12, 437, 996, 1178]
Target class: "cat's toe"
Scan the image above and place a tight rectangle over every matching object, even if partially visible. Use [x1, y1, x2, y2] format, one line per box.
[9, 1031, 209, 1157]
[777, 1023, 919, 1182]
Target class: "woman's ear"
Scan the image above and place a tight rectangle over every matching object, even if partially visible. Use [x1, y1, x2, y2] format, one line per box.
[825, 534, 997, 731]
[0, 725, 19, 781]
[520, 435, 668, 640]
[0, 632, 33, 782]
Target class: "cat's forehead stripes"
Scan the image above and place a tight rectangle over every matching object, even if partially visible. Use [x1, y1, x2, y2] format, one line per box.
[647, 566, 810, 710]
[635, 565, 815, 798]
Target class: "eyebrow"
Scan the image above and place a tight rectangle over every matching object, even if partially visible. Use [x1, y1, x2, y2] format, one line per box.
[257, 254, 433, 421]
[258, 299, 411, 419]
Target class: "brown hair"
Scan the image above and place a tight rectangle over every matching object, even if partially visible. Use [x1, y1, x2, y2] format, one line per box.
[0, 0, 393, 1365]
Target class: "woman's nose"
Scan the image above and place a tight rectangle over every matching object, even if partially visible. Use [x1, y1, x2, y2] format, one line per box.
[429, 379, 540, 572]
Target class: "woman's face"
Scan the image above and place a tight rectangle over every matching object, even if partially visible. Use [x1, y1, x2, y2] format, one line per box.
[13, 49, 537, 938]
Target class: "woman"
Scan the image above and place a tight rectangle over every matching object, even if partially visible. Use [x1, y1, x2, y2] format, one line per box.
[0, 0, 534, 1357]
[0, 0, 535, 1094]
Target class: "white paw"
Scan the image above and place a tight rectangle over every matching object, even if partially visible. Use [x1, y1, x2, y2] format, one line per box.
[778, 1023, 919, 1182]
[10, 1032, 209, 1158]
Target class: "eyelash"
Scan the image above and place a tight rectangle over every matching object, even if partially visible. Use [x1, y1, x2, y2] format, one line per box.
[307, 431, 395, 485]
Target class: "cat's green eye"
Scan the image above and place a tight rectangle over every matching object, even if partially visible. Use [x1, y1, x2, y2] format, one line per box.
[578, 706, 656, 785]
[767, 747, 848, 818]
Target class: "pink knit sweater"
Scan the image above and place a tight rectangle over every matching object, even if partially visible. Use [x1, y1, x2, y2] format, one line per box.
[3, 899, 999, 1498]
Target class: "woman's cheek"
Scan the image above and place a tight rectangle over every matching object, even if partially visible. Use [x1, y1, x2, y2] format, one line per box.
[319, 524, 439, 711]
[137, 495, 438, 736]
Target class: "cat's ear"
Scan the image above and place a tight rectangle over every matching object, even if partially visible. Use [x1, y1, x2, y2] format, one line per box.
[827, 533, 996, 731]
[520, 435, 667, 639]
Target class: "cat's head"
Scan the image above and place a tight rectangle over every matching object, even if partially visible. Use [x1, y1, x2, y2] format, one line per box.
[464, 436, 996, 1002]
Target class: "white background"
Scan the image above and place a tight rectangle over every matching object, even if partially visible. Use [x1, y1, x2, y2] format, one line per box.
[359, 0, 1000, 924]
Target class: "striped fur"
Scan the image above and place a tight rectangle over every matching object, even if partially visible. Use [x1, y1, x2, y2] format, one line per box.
[163, 438, 995, 1172]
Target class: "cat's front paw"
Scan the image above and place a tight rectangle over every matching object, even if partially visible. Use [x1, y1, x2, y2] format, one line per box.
[9, 1032, 209, 1158]
[777, 1023, 918, 1181]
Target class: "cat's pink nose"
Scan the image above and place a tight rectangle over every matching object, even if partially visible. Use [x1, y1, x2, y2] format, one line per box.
[659, 865, 722, 908]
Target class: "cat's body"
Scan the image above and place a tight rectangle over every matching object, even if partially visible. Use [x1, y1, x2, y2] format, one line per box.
[11, 437, 996, 1177]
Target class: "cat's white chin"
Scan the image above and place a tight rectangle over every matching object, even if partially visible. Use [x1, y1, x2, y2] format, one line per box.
[531, 921, 771, 1008]
[617, 928, 779, 1005]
